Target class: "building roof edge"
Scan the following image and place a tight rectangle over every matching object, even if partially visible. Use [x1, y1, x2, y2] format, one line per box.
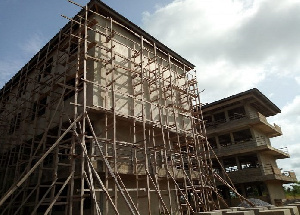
[202, 88, 281, 116]
[0, 0, 195, 95]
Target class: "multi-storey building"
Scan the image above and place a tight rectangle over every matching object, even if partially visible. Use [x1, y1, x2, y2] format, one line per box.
[202, 88, 297, 206]
[0, 0, 219, 214]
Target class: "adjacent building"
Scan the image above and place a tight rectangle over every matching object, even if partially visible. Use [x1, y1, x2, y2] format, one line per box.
[202, 88, 297, 206]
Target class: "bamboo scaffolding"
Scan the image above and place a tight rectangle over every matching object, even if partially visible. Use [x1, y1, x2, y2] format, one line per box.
[0, 0, 246, 214]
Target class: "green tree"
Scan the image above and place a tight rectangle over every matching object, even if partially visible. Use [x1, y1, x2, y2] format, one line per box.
[285, 181, 300, 199]
[291, 182, 300, 198]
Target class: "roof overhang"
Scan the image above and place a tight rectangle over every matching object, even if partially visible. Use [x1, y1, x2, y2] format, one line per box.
[202, 88, 281, 117]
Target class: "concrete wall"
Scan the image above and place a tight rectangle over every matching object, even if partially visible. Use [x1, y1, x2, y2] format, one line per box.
[91, 15, 191, 131]
[102, 175, 179, 215]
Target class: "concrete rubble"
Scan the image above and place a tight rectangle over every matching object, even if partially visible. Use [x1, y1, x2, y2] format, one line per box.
[238, 198, 272, 208]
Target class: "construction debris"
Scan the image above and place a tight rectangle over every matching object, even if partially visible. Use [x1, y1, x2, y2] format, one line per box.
[238, 198, 272, 208]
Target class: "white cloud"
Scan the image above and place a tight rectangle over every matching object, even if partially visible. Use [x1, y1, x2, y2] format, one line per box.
[142, 0, 300, 102]
[0, 32, 46, 89]
[269, 96, 300, 178]
[196, 60, 265, 102]
[142, 0, 300, 178]
[0, 60, 23, 88]
[296, 77, 300, 85]
[19, 32, 45, 56]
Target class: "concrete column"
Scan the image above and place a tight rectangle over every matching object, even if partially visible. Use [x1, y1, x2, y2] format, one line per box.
[215, 136, 221, 149]
[212, 114, 215, 123]
[249, 128, 256, 142]
[256, 153, 265, 175]
[265, 181, 286, 205]
[235, 156, 242, 170]
[225, 110, 230, 122]
[230, 133, 235, 145]
[243, 103, 251, 118]
[240, 183, 247, 197]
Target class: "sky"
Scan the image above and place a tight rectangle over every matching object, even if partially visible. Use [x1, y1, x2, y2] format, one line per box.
[0, 0, 300, 179]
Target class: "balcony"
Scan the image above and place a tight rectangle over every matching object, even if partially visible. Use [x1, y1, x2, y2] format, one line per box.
[205, 112, 282, 137]
[215, 164, 297, 185]
[209, 137, 289, 159]
[252, 113, 282, 137]
[215, 166, 263, 184]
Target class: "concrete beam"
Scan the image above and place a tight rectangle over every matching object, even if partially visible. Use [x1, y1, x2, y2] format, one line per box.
[213, 209, 233, 215]
[230, 207, 246, 211]
[259, 209, 291, 215]
[225, 211, 255, 215]
[242, 207, 265, 215]
[272, 206, 299, 215]
[195, 211, 223, 215]
[288, 204, 300, 215]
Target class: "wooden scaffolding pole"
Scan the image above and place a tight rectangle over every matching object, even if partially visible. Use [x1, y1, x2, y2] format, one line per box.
[0, 0, 249, 213]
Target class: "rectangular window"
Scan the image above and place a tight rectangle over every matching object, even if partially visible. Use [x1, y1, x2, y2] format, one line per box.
[208, 137, 217, 149]
[31, 96, 48, 120]
[15, 112, 21, 130]
[213, 112, 226, 123]
[239, 155, 259, 169]
[0, 95, 9, 114]
[31, 102, 37, 120]
[233, 129, 252, 143]
[218, 134, 232, 147]
[9, 117, 15, 134]
[17, 81, 27, 98]
[63, 74, 84, 101]
[45, 57, 53, 74]
[228, 106, 246, 120]
[203, 115, 213, 127]
[223, 157, 238, 173]
[70, 42, 78, 55]
[38, 96, 47, 116]
[8, 113, 21, 134]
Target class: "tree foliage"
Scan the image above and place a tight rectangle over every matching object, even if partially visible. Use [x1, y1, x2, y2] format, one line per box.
[284, 181, 300, 198]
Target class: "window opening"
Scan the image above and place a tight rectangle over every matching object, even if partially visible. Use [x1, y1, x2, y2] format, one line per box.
[233, 129, 253, 143]
[218, 134, 232, 147]
[213, 112, 226, 123]
[228, 106, 246, 120]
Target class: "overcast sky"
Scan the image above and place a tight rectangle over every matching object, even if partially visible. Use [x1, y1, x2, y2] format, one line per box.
[0, 0, 299, 179]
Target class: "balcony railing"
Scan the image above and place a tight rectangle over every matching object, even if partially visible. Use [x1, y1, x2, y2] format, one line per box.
[206, 112, 281, 131]
[214, 166, 262, 184]
[206, 111, 282, 138]
[205, 113, 248, 128]
[210, 137, 288, 158]
[256, 112, 282, 134]
[215, 164, 297, 183]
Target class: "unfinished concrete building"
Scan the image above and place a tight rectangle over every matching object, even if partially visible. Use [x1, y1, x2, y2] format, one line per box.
[202, 89, 297, 207]
[0, 0, 227, 214]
